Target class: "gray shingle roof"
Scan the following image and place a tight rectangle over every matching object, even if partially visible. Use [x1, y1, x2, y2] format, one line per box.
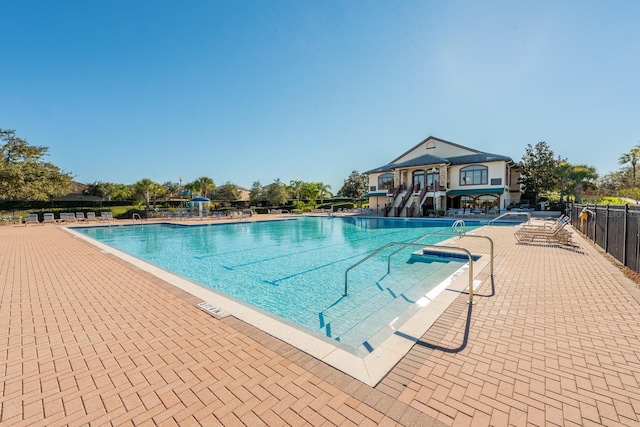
[446, 153, 513, 165]
[364, 164, 394, 174]
[389, 154, 449, 169]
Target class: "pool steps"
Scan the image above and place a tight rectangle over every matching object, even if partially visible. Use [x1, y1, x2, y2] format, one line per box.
[316, 253, 464, 348]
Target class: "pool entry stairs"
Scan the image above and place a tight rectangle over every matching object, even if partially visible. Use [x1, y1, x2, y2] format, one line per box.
[315, 246, 468, 349]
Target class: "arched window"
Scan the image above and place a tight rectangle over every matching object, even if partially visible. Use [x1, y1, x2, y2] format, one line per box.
[378, 173, 394, 190]
[460, 165, 488, 186]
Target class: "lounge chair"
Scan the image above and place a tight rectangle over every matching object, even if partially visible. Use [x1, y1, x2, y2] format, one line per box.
[43, 213, 56, 224]
[98, 212, 113, 221]
[519, 215, 569, 230]
[24, 213, 40, 225]
[514, 217, 574, 246]
[86, 212, 97, 222]
[60, 212, 75, 223]
[75, 212, 86, 221]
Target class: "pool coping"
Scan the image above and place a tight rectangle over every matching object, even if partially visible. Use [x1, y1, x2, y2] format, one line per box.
[65, 225, 491, 387]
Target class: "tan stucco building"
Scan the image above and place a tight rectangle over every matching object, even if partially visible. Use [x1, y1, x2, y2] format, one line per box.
[365, 136, 522, 216]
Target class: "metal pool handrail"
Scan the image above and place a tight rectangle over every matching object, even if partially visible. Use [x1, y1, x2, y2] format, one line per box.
[344, 242, 475, 303]
[410, 232, 494, 279]
[452, 219, 466, 234]
[488, 211, 531, 224]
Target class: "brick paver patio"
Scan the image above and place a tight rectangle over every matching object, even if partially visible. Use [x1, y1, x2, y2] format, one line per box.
[1, 218, 640, 426]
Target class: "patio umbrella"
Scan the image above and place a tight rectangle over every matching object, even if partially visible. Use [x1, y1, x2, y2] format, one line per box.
[191, 197, 210, 218]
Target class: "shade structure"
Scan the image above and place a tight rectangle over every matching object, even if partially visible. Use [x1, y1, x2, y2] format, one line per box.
[191, 197, 210, 218]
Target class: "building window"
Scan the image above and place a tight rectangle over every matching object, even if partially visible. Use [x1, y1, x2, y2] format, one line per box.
[460, 165, 488, 186]
[427, 168, 439, 187]
[412, 170, 425, 191]
[378, 173, 394, 190]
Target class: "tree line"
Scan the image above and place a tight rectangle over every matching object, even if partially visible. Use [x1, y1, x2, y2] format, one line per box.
[520, 140, 640, 206]
[0, 129, 369, 210]
[4, 128, 640, 209]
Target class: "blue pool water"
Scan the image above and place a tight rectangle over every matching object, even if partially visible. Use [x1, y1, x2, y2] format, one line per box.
[77, 216, 479, 350]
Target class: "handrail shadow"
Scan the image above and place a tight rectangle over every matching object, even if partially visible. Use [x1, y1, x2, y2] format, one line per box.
[395, 302, 473, 354]
[460, 275, 495, 298]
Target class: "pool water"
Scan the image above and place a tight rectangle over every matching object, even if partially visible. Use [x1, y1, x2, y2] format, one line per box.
[77, 217, 478, 351]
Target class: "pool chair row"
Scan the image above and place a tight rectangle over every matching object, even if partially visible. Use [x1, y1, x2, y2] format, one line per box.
[514, 215, 575, 246]
[23, 211, 114, 225]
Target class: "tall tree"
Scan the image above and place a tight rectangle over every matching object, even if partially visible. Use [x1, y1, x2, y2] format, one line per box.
[340, 171, 368, 207]
[83, 181, 114, 206]
[519, 141, 559, 204]
[599, 169, 632, 195]
[162, 181, 180, 202]
[214, 182, 240, 204]
[618, 143, 640, 186]
[265, 178, 288, 207]
[249, 181, 263, 206]
[0, 129, 73, 200]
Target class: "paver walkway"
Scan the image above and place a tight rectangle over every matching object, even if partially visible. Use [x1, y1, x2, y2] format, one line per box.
[1, 219, 640, 426]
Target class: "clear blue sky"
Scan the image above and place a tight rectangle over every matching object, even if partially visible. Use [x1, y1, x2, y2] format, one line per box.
[2, 1, 639, 192]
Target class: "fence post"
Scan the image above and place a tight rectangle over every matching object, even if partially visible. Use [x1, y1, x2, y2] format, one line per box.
[637, 213, 640, 273]
[623, 204, 628, 267]
[593, 204, 597, 243]
[605, 205, 609, 253]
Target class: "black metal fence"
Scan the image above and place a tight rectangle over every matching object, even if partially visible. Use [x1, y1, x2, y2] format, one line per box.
[568, 203, 640, 273]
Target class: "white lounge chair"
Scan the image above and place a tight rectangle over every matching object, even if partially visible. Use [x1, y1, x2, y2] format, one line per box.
[98, 212, 113, 221]
[86, 212, 97, 222]
[43, 213, 56, 224]
[514, 217, 574, 246]
[24, 213, 40, 225]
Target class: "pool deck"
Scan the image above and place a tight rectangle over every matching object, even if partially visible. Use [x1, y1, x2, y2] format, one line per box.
[2, 215, 640, 426]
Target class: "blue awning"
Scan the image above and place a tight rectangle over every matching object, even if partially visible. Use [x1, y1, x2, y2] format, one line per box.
[363, 191, 388, 198]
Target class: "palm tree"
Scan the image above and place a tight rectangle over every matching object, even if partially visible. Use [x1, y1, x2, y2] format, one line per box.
[289, 179, 303, 209]
[568, 164, 598, 203]
[134, 178, 157, 208]
[149, 183, 165, 209]
[111, 184, 132, 201]
[555, 160, 572, 209]
[301, 182, 320, 209]
[618, 144, 640, 186]
[316, 182, 332, 207]
[192, 176, 216, 198]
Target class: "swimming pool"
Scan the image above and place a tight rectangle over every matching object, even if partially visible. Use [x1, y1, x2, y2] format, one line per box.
[76, 216, 479, 352]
